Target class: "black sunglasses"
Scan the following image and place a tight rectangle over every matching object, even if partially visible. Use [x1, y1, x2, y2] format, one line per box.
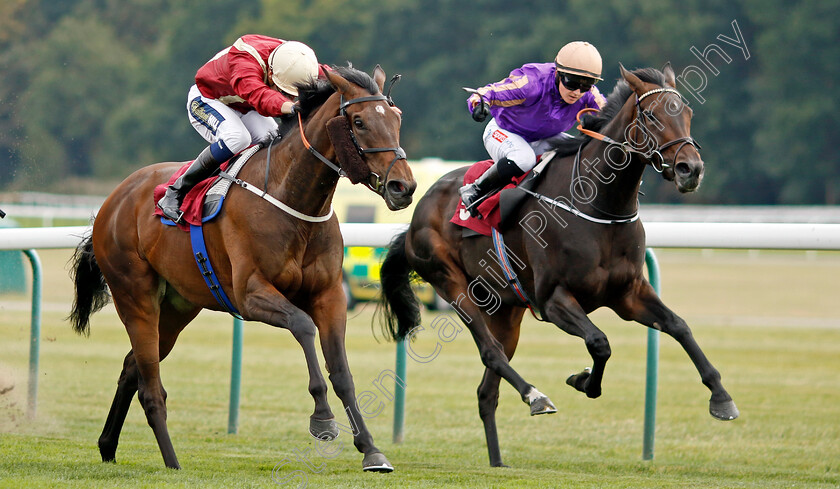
[558, 72, 595, 93]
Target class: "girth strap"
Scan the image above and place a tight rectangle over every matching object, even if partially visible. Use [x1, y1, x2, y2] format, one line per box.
[491, 228, 544, 321]
[190, 224, 243, 319]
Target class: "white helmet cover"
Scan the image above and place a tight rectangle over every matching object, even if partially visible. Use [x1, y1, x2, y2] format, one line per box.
[268, 41, 319, 96]
[555, 41, 603, 81]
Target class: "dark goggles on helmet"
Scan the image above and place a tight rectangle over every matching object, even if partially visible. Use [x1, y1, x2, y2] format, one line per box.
[557, 72, 596, 93]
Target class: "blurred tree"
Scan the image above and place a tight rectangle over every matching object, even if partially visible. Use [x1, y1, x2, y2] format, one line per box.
[745, 0, 840, 204]
[93, 0, 259, 177]
[16, 14, 136, 184]
[0, 0, 836, 204]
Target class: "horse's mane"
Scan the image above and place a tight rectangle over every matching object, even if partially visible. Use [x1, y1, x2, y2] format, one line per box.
[263, 64, 380, 145]
[551, 67, 667, 157]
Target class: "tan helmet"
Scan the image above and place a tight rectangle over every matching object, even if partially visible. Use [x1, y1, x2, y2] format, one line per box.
[268, 41, 319, 96]
[554, 41, 603, 81]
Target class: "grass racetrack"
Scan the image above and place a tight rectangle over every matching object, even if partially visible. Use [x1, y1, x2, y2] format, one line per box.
[1, 248, 839, 488]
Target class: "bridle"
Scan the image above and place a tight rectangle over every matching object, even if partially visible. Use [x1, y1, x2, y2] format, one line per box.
[221, 78, 406, 224]
[576, 87, 701, 173]
[516, 85, 703, 225]
[298, 76, 406, 196]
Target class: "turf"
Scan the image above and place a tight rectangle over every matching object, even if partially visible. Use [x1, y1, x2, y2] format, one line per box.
[0, 249, 838, 488]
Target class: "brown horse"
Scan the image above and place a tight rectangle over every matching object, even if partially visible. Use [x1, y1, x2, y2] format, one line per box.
[377, 65, 739, 467]
[69, 65, 416, 471]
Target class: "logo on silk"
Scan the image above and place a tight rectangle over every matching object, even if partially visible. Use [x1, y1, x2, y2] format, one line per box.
[491, 130, 507, 143]
[191, 100, 221, 132]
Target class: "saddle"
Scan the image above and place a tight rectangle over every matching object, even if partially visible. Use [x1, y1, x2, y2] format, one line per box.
[450, 151, 556, 237]
[153, 145, 261, 232]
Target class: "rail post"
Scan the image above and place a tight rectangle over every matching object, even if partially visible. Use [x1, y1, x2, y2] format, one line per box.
[643, 248, 661, 460]
[228, 317, 244, 434]
[392, 339, 407, 443]
[23, 249, 42, 419]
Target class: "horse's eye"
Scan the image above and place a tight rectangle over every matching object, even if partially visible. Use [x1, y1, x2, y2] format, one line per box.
[354, 117, 365, 130]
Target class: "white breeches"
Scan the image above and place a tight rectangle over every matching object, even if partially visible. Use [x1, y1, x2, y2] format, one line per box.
[482, 118, 574, 171]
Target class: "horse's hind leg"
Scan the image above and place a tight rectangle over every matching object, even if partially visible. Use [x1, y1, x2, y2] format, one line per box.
[98, 351, 140, 462]
[478, 307, 525, 468]
[106, 269, 188, 469]
[97, 302, 197, 464]
[614, 280, 739, 420]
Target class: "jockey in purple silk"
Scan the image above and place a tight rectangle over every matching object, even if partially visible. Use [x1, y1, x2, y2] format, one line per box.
[460, 41, 607, 216]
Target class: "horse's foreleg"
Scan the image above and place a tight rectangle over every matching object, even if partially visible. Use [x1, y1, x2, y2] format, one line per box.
[308, 285, 393, 472]
[241, 281, 334, 436]
[615, 280, 739, 420]
[543, 287, 611, 399]
[98, 351, 139, 463]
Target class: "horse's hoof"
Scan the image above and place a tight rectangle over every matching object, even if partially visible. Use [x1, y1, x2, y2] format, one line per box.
[491, 462, 511, 468]
[362, 452, 394, 472]
[309, 417, 339, 441]
[565, 368, 591, 393]
[709, 399, 739, 420]
[529, 395, 557, 416]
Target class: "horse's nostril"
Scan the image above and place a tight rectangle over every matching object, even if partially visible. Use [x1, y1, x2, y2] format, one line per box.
[387, 180, 416, 198]
[675, 162, 692, 177]
[387, 180, 407, 196]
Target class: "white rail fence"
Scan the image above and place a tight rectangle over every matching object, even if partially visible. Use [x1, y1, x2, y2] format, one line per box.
[3, 222, 840, 251]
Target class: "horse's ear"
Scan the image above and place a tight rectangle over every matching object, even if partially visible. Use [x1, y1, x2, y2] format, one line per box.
[373, 64, 386, 93]
[326, 69, 352, 95]
[619, 63, 646, 94]
[661, 62, 677, 88]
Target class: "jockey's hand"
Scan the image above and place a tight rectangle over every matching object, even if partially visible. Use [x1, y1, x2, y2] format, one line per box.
[281, 101, 299, 116]
[471, 102, 490, 122]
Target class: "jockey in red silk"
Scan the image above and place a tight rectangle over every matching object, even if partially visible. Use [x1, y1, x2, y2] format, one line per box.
[460, 41, 608, 217]
[158, 35, 330, 223]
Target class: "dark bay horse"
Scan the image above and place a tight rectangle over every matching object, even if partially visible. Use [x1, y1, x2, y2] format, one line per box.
[377, 65, 739, 467]
[69, 65, 416, 471]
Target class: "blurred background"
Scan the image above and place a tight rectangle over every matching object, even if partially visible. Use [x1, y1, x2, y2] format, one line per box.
[0, 0, 837, 205]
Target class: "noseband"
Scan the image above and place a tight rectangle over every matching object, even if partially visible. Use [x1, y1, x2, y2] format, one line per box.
[576, 87, 701, 172]
[298, 84, 406, 196]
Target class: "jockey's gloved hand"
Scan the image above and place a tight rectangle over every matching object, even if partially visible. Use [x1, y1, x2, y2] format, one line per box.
[281, 101, 300, 116]
[471, 102, 490, 122]
[579, 112, 597, 127]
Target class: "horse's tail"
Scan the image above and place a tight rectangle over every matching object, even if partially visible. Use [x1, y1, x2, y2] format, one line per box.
[68, 234, 110, 337]
[376, 230, 422, 342]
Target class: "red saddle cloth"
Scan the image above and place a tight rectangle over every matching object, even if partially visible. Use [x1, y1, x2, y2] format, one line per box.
[153, 159, 235, 231]
[450, 160, 528, 237]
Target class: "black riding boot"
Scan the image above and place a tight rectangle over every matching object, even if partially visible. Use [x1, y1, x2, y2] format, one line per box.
[459, 158, 524, 217]
[157, 145, 221, 222]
